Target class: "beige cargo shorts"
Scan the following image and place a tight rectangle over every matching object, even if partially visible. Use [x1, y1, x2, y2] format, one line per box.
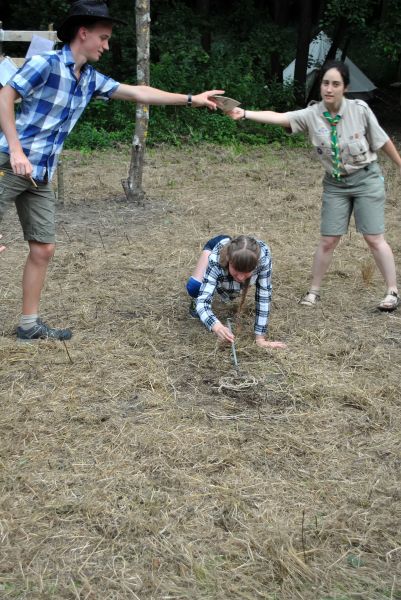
[0, 152, 56, 243]
[321, 161, 385, 236]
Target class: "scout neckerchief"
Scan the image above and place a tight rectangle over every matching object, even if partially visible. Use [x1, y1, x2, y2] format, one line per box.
[323, 111, 342, 180]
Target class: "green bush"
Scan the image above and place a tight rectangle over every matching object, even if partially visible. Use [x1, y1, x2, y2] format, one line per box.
[65, 121, 133, 150]
[65, 94, 308, 150]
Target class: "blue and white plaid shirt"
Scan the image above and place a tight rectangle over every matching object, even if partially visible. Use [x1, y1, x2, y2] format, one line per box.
[0, 45, 119, 182]
[196, 238, 272, 336]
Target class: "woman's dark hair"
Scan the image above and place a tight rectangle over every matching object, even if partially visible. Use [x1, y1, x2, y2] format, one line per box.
[319, 60, 350, 87]
[219, 235, 260, 272]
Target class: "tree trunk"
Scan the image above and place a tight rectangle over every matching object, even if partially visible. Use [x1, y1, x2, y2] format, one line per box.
[340, 36, 351, 61]
[270, 0, 291, 81]
[122, 0, 150, 203]
[294, 0, 313, 105]
[196, 0, 211, 54]
[326, 16, 348, 61]
[316, 0, 328, 25]
[379, 0, 390, 23]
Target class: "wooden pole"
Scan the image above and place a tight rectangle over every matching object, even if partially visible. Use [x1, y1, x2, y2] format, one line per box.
[57, 160, 64, 205]
[122, 0, 150, 203]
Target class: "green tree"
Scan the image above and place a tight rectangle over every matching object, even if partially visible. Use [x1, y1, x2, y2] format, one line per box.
[321, 0, 377, 60]
[372, 0, 401, 77]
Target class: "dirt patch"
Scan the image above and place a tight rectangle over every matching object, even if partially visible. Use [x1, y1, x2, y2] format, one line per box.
[1, 145, 401, 599]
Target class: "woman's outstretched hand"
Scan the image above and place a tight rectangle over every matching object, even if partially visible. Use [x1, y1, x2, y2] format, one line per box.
[226, 107, 245, 120]
[255, 335, 287, 349]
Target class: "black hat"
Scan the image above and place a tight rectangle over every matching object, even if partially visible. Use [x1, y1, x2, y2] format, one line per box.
[57, 0, 128, 42]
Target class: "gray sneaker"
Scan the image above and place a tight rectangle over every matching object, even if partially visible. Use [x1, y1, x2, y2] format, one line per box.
[189, 298, 199, 319]
[16, 318, 72, 341]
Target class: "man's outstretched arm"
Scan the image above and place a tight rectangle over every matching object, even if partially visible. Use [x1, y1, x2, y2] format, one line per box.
[111, 84, 224, 109]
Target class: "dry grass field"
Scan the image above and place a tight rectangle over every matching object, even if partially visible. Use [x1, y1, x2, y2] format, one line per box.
[1, 143, 401, 600]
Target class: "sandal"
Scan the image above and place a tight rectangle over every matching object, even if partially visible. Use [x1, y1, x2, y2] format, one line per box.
[378, 291, 400, 312]
[299, 290, 320, 306]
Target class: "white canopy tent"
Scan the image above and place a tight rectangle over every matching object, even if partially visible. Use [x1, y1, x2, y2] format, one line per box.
[283, 31, 376, 99]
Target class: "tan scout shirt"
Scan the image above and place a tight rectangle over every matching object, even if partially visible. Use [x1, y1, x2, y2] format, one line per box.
[285, 98, 389, 176]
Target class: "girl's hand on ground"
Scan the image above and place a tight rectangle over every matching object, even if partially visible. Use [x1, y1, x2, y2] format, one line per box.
[226, 107, 244, 120]
[212, 322, 235, 344]
[255, 336, 287, 349]
[0, 234, 5, 253]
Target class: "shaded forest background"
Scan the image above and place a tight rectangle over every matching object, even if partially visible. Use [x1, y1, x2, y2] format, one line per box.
[1, 0, 400, 148]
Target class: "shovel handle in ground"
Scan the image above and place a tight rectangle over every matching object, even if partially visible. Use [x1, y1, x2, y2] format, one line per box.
[226, 318, 239, 369]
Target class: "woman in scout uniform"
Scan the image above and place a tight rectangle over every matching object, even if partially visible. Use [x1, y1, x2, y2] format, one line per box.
[186, 234, 286, 349]
[228, 60, 401, 312]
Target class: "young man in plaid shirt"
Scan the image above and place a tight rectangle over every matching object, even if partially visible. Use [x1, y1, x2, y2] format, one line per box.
[0, 0, 223, 341]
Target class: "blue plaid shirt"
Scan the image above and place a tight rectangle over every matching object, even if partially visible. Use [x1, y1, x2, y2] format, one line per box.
[196, 239, 272, 336]
[0, 45, 119, 182]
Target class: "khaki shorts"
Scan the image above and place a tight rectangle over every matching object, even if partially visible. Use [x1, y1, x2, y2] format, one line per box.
[0, 152, 56, 243]
[321, 161, 385, 236]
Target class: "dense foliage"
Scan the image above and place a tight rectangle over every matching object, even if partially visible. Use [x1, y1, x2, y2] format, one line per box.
[1, 0, 400, 148]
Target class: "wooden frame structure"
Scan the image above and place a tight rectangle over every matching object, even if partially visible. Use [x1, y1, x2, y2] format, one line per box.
[0, 23, 58, 63]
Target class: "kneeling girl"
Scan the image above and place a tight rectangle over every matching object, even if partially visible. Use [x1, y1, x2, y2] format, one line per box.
[186, 235, 286, 349]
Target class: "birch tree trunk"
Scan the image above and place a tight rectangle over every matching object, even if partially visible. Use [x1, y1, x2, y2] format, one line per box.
[122, 0, 150, 203]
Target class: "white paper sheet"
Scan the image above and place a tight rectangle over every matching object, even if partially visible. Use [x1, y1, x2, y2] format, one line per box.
[26, 34, 55, 59]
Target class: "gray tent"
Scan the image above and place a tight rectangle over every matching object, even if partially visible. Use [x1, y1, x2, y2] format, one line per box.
[283, 31, 376, 100]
